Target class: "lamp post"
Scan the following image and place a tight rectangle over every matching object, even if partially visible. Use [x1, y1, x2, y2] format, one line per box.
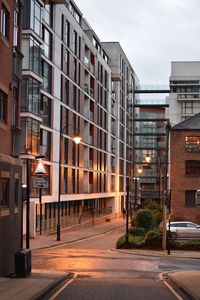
[162, 120, 170, 251]
[56, 109, 81, 241]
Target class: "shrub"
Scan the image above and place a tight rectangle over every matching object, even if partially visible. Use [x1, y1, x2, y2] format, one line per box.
[174, 240, 200, 251]
[135, 209, 155, 232]
[116, 235, 145, 249]
[128, 227, 146, 237]
[131, 215, 136, 227]
[147, 202, 163, 227]
[145, 230, 162, 249]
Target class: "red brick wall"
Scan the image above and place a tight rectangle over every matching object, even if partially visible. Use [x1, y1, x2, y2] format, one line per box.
[170, 130, 200, 223]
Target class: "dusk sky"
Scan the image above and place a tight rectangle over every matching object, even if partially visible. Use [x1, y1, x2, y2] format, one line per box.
[75, 0, 200, 85]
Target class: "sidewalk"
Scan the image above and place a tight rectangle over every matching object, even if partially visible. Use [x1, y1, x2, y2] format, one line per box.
[0, 217, 200, 300]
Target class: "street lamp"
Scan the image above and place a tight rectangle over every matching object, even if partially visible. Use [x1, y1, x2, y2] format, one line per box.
[56, 109, 81, 241]
[162, 120, 170, 251]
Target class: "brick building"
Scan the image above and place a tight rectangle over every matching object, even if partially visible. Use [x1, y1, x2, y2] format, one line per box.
[0, 0, 23, 276]
[170, 113, 200, 223]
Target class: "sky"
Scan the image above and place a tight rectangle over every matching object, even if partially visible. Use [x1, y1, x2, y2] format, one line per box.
[74, 0, 200, 85]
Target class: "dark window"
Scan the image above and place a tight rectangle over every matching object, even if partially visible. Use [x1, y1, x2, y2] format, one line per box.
[63, 168, 68, 194]
[185, 136, 200, 152]
[0, 90, 7, 123]
[1, 178, 9, 207]
[72, 169, 75, 193]
[65, 20, 70, 46]
[12, 87, 18, 126]
[72, 30, 77, 54]
[42, 26, 52, 60]
[41, 94, 51, 127]
[185, 190, 196, 207]
[21, 77, 40, 115]
[1, 4, 9, 39]
[29, 36, 41, 75]
[14, 179, 19, 205]
[42, 60, 52, 93]
[185, 160, 200, 176]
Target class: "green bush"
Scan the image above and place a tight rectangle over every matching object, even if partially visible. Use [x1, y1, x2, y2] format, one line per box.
[131, 215, 136, 227]
[145, 230, 162, 249]
[174, 240, 200, 251]
[128, 227, 146, 237]
[116, 235, 145, 249]
[147, 201, 162, 212]
[147, 202, 163, 227]
[135, 209, 155, 232]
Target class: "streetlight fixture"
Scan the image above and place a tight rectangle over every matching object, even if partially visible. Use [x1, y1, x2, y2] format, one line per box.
[145, 153, 151, 163]
[56, 109, 81, 241]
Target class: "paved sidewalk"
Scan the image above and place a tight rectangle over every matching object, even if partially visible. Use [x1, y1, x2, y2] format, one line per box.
[0, 217, 200, 300]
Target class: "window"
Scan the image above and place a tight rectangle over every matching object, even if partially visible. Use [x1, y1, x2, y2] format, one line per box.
[21, 117, 40, 155]
[63, 168, 68, 194]
[12, 87, 18, 126]
[185, 190, 196, 207]
[40, 129, 51, 160]
[21, 77, 40, 115]
[30, 0, 42, 36]
[1, 4, 9, 39]
[65, 20, 70, 46]
[29, 36, 41, 75]
[185, 160, 200, 176]
[42, 4, 52, 27]
[42, 60, 52, 93]
[42, 26, 52, 60]
[41, 94, 51, 127]
[0, 90, 7, 123]
[13, 1, 20, 46]
[185, 136, 200, 152]
[14, 179, 19, 206]
[1, 178, 9, 207]
[68, 3, 81, 24]
[72, 30, 77, 54]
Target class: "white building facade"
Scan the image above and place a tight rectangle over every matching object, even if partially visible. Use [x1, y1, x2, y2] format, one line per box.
[21, 0, 138, 237]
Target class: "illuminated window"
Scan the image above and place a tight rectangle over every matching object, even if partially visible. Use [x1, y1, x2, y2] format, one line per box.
[185, 136, 200, 152]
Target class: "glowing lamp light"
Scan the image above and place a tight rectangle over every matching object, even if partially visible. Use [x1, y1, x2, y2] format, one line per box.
[73, 134, 82, 144]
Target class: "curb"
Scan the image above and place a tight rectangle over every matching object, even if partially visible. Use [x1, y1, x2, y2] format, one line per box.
[112, 248, 200, 260]
[33, 273, 73, 300]
[33, 225, 125, 251]
[167, 273, 198, 300]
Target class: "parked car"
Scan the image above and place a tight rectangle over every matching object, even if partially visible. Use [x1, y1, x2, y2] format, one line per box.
[167, 221, 200, 239]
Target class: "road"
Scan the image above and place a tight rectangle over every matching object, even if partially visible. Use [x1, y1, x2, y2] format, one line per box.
[32, 228, 200, 300]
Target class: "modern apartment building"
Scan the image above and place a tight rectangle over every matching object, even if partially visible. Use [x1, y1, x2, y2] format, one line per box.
[168, 61, 200, 125]
[0, 0, 23, 276]
[102, 42, 139, 212]
[20, 0, 138, 237]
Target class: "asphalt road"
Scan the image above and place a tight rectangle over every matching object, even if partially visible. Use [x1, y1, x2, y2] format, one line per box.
[33, 228, 199, 300]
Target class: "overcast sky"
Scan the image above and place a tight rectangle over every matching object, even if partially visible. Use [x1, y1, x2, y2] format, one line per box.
[74, 0, 200, 85]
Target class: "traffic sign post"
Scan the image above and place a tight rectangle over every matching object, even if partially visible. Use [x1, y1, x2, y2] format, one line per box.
[32, 160, 48, 235]
[32, 177, 48, 189]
